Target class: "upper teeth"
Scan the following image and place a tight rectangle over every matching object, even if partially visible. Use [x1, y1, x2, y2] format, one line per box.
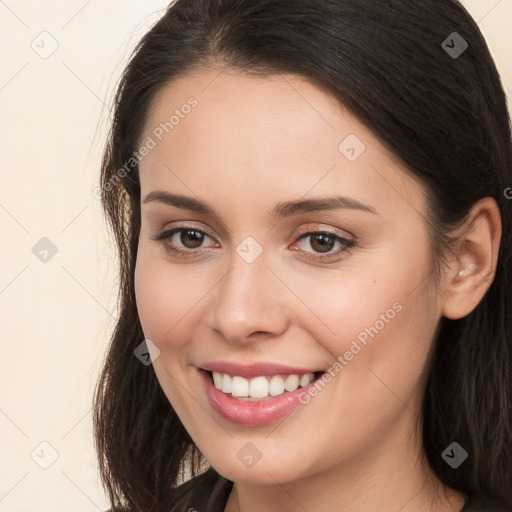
[212, 372, 315, 399]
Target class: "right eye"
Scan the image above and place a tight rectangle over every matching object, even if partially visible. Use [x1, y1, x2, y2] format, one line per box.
[151, 227, 219, 257]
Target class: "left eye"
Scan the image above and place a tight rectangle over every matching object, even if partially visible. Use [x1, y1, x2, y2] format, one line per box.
[295, 231, 354, 258]
[151, 227, 355, 260]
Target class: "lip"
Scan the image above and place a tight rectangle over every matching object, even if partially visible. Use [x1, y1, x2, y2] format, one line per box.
[199, 367, 324, 426]
[200, 361, 323, 379]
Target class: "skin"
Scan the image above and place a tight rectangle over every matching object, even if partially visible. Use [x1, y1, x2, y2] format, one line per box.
[134, 68, 501, 512]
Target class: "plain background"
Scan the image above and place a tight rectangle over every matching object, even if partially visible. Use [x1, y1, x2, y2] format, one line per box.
[0, 1, 511, 510]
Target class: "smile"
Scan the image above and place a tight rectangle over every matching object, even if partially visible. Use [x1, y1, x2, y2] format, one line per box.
[209, 371, 322, 400]
[198, 362, 327, 426]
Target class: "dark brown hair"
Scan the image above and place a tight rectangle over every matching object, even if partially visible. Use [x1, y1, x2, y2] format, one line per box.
[93, 1, 512, 510]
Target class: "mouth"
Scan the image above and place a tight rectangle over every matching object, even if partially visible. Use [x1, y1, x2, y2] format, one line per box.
[197, 360, 331, 425]
[203, 369, 326, 401]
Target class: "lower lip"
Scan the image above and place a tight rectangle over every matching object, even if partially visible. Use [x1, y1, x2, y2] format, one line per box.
[199, 369, 321, 426]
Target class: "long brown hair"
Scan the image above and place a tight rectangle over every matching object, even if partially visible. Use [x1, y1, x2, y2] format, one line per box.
[93, 1, 512, 510]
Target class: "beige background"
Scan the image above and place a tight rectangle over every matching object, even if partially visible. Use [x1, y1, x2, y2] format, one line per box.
[0, 1, 510, 510]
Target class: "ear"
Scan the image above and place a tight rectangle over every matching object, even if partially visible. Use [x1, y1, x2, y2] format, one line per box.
[441, 197, 502, 320]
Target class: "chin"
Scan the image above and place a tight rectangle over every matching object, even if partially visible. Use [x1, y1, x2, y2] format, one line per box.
[206, 449, 312, 485]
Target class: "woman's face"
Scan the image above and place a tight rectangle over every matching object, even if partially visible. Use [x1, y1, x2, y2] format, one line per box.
[134, 68, 443, 484]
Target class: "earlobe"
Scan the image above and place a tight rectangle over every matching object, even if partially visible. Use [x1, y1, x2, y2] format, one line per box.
[441, 197, 502, 320]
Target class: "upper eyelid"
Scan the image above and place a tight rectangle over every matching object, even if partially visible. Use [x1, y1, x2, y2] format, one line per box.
[294, 223, 354, 240]
[158, 222, 353, 243]
[156, 225, 353, 252]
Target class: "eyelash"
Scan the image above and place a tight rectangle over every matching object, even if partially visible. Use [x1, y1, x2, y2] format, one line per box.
[150, 226, 356, 262]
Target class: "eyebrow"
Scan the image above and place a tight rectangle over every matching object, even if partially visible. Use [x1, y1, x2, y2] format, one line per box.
[142, 190, 378, 218]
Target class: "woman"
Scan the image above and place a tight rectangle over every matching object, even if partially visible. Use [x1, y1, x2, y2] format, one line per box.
[93, 0, 512, 511]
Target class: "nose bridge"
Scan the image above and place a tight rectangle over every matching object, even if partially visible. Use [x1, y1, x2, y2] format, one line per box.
[208, 239, 287, 342]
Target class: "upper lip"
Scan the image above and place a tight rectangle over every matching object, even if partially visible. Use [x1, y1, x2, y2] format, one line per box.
[199, 361, 324, 378]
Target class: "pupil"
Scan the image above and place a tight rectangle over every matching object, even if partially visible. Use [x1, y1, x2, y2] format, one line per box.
[181, 229, 204, 248]
[311, 234, 334, 253]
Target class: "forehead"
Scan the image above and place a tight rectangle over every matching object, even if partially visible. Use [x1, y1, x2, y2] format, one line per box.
[142, 69, 348, 159]
[138, 68, 426, 221]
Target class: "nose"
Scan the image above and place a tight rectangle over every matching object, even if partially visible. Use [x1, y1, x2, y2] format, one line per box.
[207, 248, 289, 345]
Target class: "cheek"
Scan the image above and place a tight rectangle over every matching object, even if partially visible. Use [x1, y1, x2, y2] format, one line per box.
[134, 246, 211, 351]
[297, 241, 439, 383]
[134, 247, 178, 344]
[134, 250, 202, 411]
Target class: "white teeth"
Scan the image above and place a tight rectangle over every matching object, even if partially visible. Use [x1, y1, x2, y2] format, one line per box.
[284, 374, 300, 392]
[221, 373, 232, 393]
[231, 376, 249, 397]
[300, 373, 314, 387]
[210, 371, 317, 400]
[269, 375, 285, 396]
[249, 376, 269, 399]
[212, 371, 223, 389]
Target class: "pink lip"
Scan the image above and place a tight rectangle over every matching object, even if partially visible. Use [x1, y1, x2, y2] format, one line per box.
[199, 368, 323, 426]
[200, 361, 322, 378]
